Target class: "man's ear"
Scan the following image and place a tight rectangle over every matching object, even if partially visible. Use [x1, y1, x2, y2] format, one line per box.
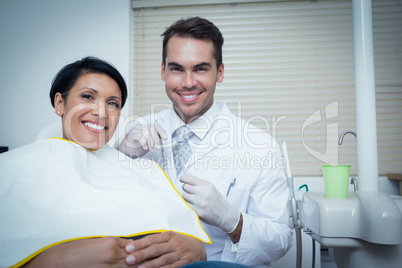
[161, 61, 166, 81]
[54, 92, 65, 116]
[217, 63, 224, 83]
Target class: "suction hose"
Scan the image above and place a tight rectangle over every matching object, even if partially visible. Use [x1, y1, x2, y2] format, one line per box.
[287, 176, 302, 268]
[282, 142, 302, 268]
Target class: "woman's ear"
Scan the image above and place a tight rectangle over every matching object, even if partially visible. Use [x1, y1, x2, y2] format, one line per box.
[54, 92, 65, 116]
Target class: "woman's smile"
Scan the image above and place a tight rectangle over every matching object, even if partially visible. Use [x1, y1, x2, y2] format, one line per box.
[82, 120, 108, 132]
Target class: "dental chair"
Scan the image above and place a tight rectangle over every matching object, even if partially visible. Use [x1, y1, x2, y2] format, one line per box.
[36, 123, 62, 141]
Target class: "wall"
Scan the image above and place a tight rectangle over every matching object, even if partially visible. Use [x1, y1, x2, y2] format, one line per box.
[0, 0, 131, 150]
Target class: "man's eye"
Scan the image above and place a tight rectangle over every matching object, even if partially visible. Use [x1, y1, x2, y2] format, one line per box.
[171, 67, 181, 72]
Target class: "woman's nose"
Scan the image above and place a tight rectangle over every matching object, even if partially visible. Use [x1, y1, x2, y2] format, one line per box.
[92, 101, 106, 118]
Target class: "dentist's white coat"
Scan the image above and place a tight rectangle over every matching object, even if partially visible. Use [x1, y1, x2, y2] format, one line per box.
[123, 102, 292, 267]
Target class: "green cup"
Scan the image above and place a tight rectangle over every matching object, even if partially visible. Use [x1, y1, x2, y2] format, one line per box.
[322, 165, 350, 198]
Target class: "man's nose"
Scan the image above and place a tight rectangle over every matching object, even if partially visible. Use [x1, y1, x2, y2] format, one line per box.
[182, 71, 196, 88]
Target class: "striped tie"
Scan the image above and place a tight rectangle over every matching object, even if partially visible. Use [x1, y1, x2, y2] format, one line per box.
[173, 126, 193, 176]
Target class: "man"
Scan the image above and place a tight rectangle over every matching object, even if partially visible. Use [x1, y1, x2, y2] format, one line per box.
[119, 17, 292, 267]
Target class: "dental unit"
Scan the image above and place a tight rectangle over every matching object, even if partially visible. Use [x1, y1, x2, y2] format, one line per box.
[295, 1, 402, 267]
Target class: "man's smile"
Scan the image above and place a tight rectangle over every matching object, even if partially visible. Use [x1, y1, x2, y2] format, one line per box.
[177, 91, 203, 102]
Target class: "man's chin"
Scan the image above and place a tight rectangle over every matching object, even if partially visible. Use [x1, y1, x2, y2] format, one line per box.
[173, 108, 200, 123]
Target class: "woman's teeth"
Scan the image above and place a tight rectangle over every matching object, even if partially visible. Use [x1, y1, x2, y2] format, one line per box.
[83, 122, 105, 130]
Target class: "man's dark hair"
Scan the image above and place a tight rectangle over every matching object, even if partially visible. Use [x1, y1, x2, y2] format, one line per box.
[161, 17, 224, 69]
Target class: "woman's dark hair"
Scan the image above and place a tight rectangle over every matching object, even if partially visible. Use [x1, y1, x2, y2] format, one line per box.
[161, 17, 224, 69]
[49, 56, 127, 108]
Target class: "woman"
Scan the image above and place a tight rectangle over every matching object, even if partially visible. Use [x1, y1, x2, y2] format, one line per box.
[0, 57, 208, 268]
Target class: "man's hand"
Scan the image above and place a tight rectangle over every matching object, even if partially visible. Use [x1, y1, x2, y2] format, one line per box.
[125, 231, 206, 268]
[119, 123, 167, 158]
[180, 174, 241, 238]
[23, 237, 133, 268]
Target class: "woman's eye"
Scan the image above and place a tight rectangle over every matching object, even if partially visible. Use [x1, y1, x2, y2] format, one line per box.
[81, 93, 93, 100]
[108, 101, 120, 109]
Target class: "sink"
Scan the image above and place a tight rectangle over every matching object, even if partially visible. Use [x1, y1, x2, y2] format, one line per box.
[299, 192, 361, 247]
[300, 191, 402, 245]
[299, 191, 402, 267]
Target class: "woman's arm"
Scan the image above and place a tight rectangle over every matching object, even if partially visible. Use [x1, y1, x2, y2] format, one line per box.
[23, 237, 132, 268]
[22, 232, 206, 268]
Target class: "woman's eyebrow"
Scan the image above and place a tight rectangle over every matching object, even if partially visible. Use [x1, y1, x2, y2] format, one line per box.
[109, 95, 122, 101]
[80, 87, 98, 93]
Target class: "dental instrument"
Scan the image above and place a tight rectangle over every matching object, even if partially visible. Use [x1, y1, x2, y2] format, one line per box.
[226, 178, 236, 197]
[282, 142, 302, 268]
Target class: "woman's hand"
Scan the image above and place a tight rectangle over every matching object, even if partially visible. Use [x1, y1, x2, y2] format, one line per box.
[23, 232, 205, 268]
[23, 236, 132, 268]
[125, 231, 206, 268]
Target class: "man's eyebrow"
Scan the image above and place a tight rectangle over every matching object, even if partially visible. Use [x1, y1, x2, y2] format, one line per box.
[167, 62, 212, 69]
[194, 62, 212, 68]
[167, 62, 184, 68]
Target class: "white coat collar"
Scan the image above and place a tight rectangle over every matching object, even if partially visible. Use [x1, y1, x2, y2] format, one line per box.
[162, 101, 220, 141]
